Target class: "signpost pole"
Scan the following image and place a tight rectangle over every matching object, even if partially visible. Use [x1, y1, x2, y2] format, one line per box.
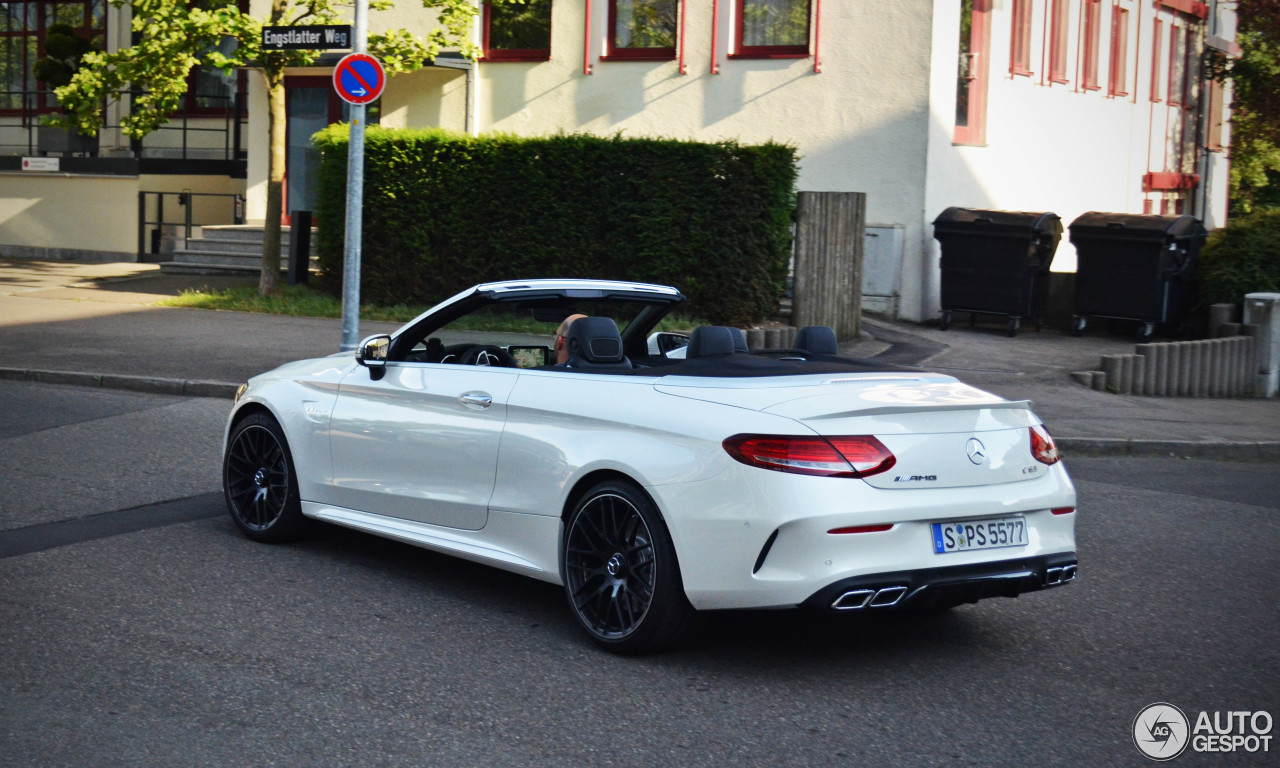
[339, 0, 369, 352]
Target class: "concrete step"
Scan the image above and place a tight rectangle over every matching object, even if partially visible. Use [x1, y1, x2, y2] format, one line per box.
[171, 250, 271, 268]
[199, 224, 313, 242]
[158, 260, 319, 277]
[184, 237, 268, 255]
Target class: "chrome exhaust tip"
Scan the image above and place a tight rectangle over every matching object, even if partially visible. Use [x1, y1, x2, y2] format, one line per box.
[869, 586, 908, 607]
[831, 589, 875, 611]
[1062, 564, 1077, 582]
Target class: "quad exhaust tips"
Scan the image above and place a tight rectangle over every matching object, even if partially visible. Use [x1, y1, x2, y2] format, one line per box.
[831, 585, 909, 611]
[1044, 564, 1078, 586]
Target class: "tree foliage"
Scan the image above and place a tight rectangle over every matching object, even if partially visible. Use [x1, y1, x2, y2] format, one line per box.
[1217, 0, 1280, 215]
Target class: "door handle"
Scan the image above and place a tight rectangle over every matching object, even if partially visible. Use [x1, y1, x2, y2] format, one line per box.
[459, 392, 493, 409]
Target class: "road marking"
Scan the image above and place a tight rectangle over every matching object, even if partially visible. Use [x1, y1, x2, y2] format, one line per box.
[0, 492, 224, 558]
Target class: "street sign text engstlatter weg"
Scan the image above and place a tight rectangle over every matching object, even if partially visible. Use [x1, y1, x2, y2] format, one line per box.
[261, 25, 352, 50]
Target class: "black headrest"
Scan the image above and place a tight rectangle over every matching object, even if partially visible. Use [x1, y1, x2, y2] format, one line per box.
[795, 326, 838, 355]
[686, 326, 737, 358]
[566, 317, 631, 371]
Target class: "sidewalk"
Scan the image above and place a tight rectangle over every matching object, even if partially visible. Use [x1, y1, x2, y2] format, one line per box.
[1, 259, 1276, 459]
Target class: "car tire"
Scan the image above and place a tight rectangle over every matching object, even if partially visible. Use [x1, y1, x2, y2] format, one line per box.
[223, 411, 308, 543]
[562, 479, 695, 654]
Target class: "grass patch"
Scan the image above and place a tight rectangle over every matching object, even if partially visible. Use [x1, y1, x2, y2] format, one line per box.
[157, 285, 430, 323]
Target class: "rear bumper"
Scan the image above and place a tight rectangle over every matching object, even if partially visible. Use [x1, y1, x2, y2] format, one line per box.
[803, 552, 1078, 613]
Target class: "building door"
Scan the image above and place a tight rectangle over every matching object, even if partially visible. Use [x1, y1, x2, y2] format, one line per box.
[283, 77, 381, 225]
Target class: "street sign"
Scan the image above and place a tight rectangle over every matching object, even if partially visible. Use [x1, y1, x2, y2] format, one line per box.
[333, 52, 385, 105]
[261, 25, 352, 50]
[21, 157, 59, 172]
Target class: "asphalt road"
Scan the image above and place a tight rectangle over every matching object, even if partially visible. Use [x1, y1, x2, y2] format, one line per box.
[1, 381, 1276, 767]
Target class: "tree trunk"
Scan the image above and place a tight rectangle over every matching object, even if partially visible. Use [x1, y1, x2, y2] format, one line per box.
[260, 75, 286, 296]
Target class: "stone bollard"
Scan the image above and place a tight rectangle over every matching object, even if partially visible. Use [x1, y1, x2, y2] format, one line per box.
[1165, 344, 1180, 397]
[783, 326, 797, 348]
[1092, 370, 1107, 391]
[1208, 303, 1238, 338]
[1151, 343, 1169, 397]
[746, 328, 765, 351]
[1131, 354, 1146, 396]
[1102, 355, 1124, 393]
[1178, 343, 1195, 396]
[1189, 342, 1206, 397]
[764, 328, 782, 348]
[1219, 322, 1242, 338]
[1135, 344, 1155, 395]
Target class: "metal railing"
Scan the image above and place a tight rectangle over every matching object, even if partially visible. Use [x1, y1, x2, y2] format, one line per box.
[0, 89, 245, 162]
[138, 191, 245, 261]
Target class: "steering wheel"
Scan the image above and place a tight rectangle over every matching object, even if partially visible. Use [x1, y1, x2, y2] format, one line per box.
[459, 344, 518, 368]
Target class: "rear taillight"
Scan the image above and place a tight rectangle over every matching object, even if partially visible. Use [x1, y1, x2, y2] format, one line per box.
[722, 435, 896, 478]
[1030, 424, 1060, 465]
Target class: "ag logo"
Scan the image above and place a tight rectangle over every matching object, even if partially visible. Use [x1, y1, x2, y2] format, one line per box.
[1133, 703, 1190, 761]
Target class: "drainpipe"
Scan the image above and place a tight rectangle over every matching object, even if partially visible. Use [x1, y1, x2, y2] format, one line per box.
[711, 0, 720, 74]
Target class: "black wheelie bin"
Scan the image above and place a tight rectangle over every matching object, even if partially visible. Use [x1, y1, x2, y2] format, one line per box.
[1067, 212, 1206, 341]
[932, 207, 1063, 337]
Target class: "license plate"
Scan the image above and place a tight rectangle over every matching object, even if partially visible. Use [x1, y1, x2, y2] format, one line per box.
[932, 516, 1027, 554]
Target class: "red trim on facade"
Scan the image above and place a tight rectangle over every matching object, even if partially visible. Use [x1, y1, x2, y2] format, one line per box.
[812, 0, 822, 73]
[1108, 5, 1130, 97]
[710, 0, 720, 73]
[1082, 0, 1102, 90]
[584, 0, 593, 74]
[1010, 0, 1033, 76]
[1156, 0, 1208, 19]
[1049, 0, 1070, 84]
[1143, 171, 1199, 191]
[954, 0, 991, 145]
[678, 0, 688, 73]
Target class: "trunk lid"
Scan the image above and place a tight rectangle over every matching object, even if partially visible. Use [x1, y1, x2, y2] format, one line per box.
[655, 374, 1046, 489]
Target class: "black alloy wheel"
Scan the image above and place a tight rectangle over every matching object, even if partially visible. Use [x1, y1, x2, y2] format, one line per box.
[224, 411, 307, 542]
[562, 480, 694, 654]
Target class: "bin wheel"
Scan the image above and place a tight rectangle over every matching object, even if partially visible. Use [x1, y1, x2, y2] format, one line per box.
[1070, 317, 1087, 337]
[940, 311, 952, 331]
[1137, 323, 1156, 342]
[1007, 318, 1020, 337]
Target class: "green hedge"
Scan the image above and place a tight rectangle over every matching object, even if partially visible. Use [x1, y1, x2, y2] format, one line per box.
[1196, 210, 1280, 306]
[313, 127, 798, 325]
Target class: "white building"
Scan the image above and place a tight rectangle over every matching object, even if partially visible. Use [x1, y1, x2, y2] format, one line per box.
[1, 0, 1236, 322]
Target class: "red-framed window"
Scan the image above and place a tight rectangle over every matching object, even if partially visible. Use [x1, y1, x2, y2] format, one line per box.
[1107, 5, 1129, 96]
[1167, 23, 1186, 106]
[482, 0, 552, 61]
[1150, 17, 1163, 101]
[606, 0, 677, 60]
[1010, 0, 1033, 76]
[954, 0, 991, 145]
[732, 0, 810, 58]
[1081, 0, 1101, 90]
[1048, 0, 1070, 83]
[0, 0, 106, 114]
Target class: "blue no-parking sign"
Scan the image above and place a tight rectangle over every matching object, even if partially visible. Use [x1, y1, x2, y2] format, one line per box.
[333, 52, 385, 105]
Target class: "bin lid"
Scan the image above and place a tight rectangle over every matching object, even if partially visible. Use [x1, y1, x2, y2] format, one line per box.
[1068, 212, 1207, 243]
[932, 207, 1063, 238]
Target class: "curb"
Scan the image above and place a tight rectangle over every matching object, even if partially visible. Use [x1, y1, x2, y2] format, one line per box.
[1057, 437, 1280, 461]
[0, 367, 237, 399]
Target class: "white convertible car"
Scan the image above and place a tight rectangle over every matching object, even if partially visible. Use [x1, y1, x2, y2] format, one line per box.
[224, 279, 1077, 653]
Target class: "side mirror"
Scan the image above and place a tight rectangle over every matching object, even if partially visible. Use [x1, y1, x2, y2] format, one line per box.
[647, 331, 689, 356]
[356, 334, 390, 370]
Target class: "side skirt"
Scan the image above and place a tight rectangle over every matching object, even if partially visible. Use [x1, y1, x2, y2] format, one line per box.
[300, 502, 564, 585]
